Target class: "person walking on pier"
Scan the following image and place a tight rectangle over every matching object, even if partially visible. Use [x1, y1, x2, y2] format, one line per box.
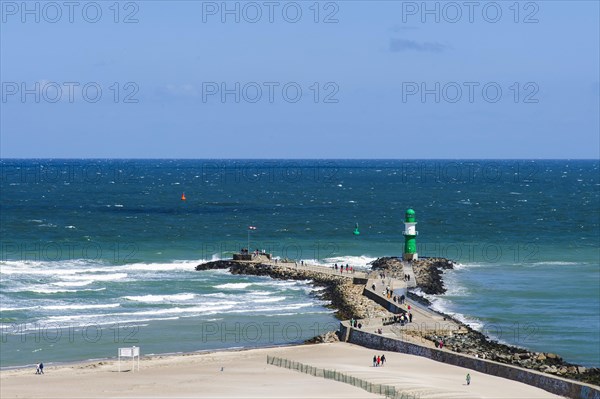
[466, 373, 471, 385]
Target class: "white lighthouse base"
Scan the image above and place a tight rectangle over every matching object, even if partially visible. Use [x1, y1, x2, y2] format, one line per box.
[403, 252, 418, 261]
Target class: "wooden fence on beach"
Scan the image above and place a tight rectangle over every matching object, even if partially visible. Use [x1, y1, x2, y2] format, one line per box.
[267, 355, 421, 399]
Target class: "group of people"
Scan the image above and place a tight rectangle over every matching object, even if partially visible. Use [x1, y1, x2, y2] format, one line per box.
[392, 294, 406, 304]
[349, 318, 363, 329]
[240, 248, 267, 257]
[372, 354, 386, 367]
[381, 312, 412, 326]
[35, 362, 44, 374]
[333, 263, 354, 274]
[403, 274, 411, 282]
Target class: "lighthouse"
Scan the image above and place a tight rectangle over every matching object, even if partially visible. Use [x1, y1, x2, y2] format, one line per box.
[403, 208, 418, 261]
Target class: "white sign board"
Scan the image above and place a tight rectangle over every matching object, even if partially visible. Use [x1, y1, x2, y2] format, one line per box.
[119, 348, 133, 357]
[118, 346, 140, 372]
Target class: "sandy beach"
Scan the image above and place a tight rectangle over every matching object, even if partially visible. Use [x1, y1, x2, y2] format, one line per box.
[0, 342, 563, 399]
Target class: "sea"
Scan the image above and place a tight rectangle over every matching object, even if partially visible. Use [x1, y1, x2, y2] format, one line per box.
[0, 159, 598, 369]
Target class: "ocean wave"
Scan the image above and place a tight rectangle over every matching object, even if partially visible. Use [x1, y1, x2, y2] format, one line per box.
[43, 303, 120, 311]
[321, 255, 377, 268]
[0, 259, 208, 277]
[122, 293, 196, 302]
[60, 273, 128, 282]
[28, 287, 106, 294]
[412, 288, 484, 331]
[225, 302, 316, 314]
[451, 262, 484, 271]
[0, 306, 31, 312]
[252, 296, 287, 303]
[44, 302, 239, 323]
[530, 261, 580, 266]
[214, 282, 253, 289]
[52, 280, 95, 287]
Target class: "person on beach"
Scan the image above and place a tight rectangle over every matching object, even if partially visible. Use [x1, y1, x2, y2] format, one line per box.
[381, 354, 386, 366]
[466, 373, 471, 385]
[36, 362, 44, 374]
[409, 312, 413, 322]
[376, 355, 381, 366]
[373, 355, 377, 367]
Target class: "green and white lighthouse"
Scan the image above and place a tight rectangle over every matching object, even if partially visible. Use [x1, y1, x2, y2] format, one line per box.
[403, 208, 418, 261]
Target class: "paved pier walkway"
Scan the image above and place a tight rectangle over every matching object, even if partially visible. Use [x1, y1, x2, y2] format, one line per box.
[243, 255, 369, 279]
[240, 255, 459, 334]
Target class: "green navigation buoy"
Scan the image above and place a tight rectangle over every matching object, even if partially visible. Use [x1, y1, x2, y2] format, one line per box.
[402, 209, 418, 261]
[353, 223, 360, 235]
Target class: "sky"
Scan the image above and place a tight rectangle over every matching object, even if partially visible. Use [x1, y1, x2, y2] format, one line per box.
[0, 0, 599, 159]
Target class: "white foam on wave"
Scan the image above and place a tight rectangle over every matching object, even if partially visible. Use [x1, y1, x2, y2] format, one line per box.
[111, 262, 198, 272]
[28, 287, 106, 294]
[1, 258, 208, 278]
[43, 303, 120, 311]
[530, 261, 580, 266]
[451, 262, 483, 271]
[51, 280, 95, 287]
[226, 302, 315, 314]
[0, 261, 81, 276]
[321, 255, 377, 268]
[45, 302, 239, 323]
[214, 282, 253, 289]
[412, 288, 484, 331]
[123, 293, 196, 302]
[60, 273, 128, 282]
[252, 296, 287, 303]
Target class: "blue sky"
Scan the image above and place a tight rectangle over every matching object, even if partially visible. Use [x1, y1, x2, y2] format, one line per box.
[1, 1, 598, 158]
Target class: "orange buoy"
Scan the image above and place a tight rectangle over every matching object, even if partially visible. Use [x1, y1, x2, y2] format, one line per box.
[181, 193, 186, 201]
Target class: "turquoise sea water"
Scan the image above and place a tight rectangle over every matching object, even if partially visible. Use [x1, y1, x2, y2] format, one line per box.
[1, 160, 598, 368]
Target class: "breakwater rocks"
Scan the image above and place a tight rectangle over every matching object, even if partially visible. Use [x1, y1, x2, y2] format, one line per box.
[369, 257, 404, 276]
[304, 330, 340, 344]
[195, 260, 391, 320]
[403, 323, 600, 386]
[411, 257, 455, 294]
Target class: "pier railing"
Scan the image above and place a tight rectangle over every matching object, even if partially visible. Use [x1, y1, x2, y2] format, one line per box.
[267, 355, 420, 399]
